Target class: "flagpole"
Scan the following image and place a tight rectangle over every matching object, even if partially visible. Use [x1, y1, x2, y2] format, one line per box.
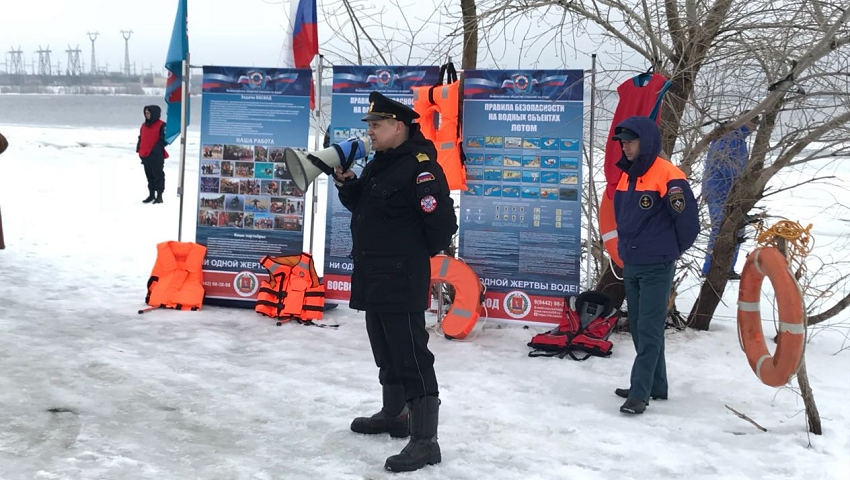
[177, 54, 189, 242]
[308, 54, 324, 254]
[585, 53, 597, 290]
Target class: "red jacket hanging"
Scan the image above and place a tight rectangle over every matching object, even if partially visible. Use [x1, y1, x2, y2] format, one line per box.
[603, 73, 670, 199]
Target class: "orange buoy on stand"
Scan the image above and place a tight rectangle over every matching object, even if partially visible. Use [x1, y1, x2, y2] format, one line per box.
[737, 246, 806, 387]
[429, 256, 484, 340]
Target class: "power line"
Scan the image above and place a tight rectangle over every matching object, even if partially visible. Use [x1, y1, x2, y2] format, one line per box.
[120, 29, 133, 76]
[87, 32, 99, 74]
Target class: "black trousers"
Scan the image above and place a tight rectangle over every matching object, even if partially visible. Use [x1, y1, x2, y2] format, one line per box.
[365, 311, 438, 401]
[143, 158, 165, 193]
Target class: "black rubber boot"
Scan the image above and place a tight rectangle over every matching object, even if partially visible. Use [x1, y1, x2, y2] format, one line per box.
[350, 384, 409, 438]
[620, 397, 647, 414]
[142, 189, 155, 203]
[153, 191, 163, 204]
[615, 388, 667, 400]
[385, 395, 441, 472]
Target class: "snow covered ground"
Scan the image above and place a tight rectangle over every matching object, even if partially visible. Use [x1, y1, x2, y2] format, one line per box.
[0, 124, 847, 479]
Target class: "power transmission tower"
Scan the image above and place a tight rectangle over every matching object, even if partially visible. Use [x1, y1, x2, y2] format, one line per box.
[87, 31, 99, 74]
[120, 29, 133, 76]
[36, 45, 52, 76]
[65, 45, 82, 76]
[7, 46, 25, 75]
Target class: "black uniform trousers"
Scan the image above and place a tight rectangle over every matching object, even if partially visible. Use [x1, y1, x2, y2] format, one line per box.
[143, 158, 165, 193]
[365, 310, 438, 401]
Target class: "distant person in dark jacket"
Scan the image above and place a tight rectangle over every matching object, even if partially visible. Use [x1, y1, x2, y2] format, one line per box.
[334, 91, 457, 473]
[610, 116, 699, 415]
[136, 105, 168, 204]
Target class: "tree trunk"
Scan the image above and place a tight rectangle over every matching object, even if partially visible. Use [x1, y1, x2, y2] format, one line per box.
[796, 358, 823, 435]
[460, 0, 478, 70]
[688, 183, 761, 329]
[776, 238, 822, 435]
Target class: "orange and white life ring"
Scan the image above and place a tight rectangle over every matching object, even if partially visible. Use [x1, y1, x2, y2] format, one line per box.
[598, 194, 623, 268]
[737, 246, 806, 387]
[430, 256, 483, 339]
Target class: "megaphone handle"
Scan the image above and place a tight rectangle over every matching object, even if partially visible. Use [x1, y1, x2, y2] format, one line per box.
[306, 153, 335, 176]
[342, 143, 361, 171]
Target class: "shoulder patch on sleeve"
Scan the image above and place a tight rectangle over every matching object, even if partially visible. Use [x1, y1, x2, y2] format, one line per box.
[416, 152, 430, 163]
[416, 171, 435, 184]
[670, 192, 686, 213]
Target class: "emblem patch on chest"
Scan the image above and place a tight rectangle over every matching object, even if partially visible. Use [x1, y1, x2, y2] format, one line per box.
[420, 195, 437, 213]
[639, 194, 653, 209]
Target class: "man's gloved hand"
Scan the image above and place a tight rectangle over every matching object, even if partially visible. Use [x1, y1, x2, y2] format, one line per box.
[333, 165, 356, 186]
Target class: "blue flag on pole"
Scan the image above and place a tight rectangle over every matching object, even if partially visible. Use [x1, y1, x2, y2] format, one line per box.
[164, 0, 188, 144]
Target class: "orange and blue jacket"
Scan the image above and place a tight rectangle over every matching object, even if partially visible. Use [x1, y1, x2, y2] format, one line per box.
[613, 116, 699, 265]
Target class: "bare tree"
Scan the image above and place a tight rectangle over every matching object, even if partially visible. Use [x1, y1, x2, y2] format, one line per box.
[475, 0, 850, 329]
[318, 0, 458, 66]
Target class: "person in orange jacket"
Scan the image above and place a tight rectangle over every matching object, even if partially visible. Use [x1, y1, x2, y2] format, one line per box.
[611, 116, 699, 415]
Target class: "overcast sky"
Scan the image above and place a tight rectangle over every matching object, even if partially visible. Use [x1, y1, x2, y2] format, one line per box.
[2, 0, 294, 73]
[1, 0, 632, 77]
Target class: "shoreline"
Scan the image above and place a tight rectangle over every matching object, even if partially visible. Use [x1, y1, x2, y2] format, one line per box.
[0, 85, 167, 96]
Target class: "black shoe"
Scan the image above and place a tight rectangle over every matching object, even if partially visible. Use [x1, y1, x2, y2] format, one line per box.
[350, 409, 409, 438]
[385, 396, 441, 472]
[728, 272, 741, 281]
[615, 388, 667, 400]
[142, 190, 155, 203]
[153, 192, 163, 204]
[351, 384, 409, 438]
[620, 397, 647, 414]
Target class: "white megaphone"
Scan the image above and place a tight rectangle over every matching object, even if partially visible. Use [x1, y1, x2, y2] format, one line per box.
[283, 136, 372, 191]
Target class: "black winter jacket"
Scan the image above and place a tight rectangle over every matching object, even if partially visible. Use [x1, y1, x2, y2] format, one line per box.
[337, 125, 458, 312]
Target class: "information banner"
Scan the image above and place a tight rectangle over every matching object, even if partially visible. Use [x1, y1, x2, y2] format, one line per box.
[460, 69, 584, 324]
[323, 65, 439, 302]
[196, 66, 311, 306]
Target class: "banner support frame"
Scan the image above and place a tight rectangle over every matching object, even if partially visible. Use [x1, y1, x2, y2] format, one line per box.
[177, 54, 190, 242]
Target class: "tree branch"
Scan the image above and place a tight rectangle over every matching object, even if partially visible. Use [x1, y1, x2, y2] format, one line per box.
[809, 291, 850, 326]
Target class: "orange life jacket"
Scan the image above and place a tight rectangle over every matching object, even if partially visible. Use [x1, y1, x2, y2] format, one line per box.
[145, 241, 207, 311]
[255, 253, 325, 324]
[411, 63, 466, 190]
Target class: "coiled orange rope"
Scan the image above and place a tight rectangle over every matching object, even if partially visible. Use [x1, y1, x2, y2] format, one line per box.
[755, 220, 814, 276]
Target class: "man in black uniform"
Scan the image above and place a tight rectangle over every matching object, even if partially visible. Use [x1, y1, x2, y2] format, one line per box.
[334, 91, 457, 473]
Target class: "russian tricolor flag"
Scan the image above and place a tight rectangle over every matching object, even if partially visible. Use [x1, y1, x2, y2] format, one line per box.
[284, 0, 318, 108]
[291, 0, 318, 68]
[164, 0, 189, 144]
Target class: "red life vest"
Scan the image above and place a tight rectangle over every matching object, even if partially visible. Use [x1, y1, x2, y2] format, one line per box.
[138, 119, 170, 158]
[528, 291, 620, 360]
[603, 73, 669, 199]
[145, 241, 207, 311]
[255, 253, 326, 324]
